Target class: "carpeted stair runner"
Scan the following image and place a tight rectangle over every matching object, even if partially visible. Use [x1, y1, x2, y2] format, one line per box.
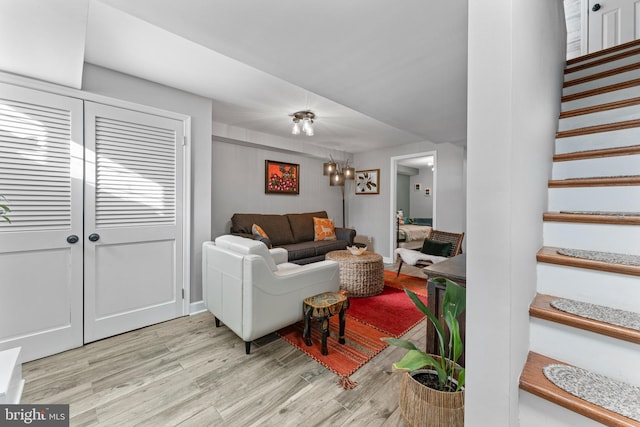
[557, 248, 640, 267]
[550, 298, 640, 331]
[543, 364, 640, 422]
[560, 210, 640, 217]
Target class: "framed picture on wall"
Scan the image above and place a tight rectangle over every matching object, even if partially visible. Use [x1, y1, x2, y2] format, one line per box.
[265, 160, 299, 194]
[355, 169, 380, 195]
[414, 183, 421, 191]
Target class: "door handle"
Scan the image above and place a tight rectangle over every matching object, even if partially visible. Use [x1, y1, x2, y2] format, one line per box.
[66, 235, 79, 244]
[88, 233, 100, 242]
[592, 3, 601, 11]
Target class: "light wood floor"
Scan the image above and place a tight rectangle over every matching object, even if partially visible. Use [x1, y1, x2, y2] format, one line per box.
[21, 263, 427, 426]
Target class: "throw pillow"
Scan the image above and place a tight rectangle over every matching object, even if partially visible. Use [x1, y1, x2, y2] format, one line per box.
[252, 223, 269, 239]
[313, 217, 337, 241]
[421, 238, 453, 257]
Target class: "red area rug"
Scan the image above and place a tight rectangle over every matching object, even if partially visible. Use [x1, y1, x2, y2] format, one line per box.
[276, 271, 427, 388]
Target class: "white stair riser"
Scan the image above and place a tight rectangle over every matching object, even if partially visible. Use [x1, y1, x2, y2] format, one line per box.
[519, 392, 604, 427]
[543, 222, 640, 255]
[537, 263, 640, 313]
[562, 85, 640, 112]
[565, 56, 640, 82]
[558, 104, 640, 131]
[548, 186, 640, 212]
[552, 154, 640, 179]
[530, 319, 640, 386]
[563, 68, 640, 96]
[566, 45, 640, 71]
[555, 127, 640, 154]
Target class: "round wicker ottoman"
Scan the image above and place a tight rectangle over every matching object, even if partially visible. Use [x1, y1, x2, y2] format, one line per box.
[325, 250, 384, 297]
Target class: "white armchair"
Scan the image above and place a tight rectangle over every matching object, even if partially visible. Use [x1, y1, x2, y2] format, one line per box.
[202, 235, 340, 354]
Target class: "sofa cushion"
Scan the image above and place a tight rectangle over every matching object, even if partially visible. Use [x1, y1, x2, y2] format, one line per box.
[287, 211, 327, 243]
[231, 213, 295, 246]
[314, 240, 350, 256]
[280, 242, 318, 261]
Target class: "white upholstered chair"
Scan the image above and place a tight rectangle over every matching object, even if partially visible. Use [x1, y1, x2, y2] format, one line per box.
[202, 235, 339, 354]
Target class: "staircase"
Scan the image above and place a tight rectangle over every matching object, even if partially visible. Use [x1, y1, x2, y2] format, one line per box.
[519, 39, 640, 427]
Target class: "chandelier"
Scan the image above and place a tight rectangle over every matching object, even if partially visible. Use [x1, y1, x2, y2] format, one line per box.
[290, 110, 315, 136]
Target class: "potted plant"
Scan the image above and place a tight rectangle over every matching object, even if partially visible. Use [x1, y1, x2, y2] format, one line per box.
[382, 277, 466, 427]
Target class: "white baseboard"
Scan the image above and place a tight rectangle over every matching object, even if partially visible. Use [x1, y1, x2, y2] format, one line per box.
[189, 300, 206, 315]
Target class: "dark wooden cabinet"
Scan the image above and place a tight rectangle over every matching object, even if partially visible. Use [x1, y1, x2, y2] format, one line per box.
[423, 254, 466, 366]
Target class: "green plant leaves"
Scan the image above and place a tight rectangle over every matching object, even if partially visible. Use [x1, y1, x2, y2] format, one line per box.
[381, 278, 466, 390]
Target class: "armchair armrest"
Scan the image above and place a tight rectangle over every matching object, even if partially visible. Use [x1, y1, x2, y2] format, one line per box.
[335, 227, 356, 245]
[269, 248, 288, 265]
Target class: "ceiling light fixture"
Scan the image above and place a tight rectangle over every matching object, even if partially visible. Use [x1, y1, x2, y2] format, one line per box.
[291, 110, 315, 136]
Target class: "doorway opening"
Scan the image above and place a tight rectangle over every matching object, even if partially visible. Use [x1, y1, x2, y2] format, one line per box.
[389, 151, 437, 260]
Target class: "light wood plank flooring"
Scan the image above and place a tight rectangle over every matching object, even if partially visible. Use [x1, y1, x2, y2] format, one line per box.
[21, 263, 427, 426]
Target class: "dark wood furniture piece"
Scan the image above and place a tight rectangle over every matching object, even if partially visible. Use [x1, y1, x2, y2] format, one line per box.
[303, 291, 349, 355]
[423, 253, 466, 366]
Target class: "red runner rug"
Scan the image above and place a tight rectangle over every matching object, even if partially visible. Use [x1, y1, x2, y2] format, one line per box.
[277, 271, 428, 389]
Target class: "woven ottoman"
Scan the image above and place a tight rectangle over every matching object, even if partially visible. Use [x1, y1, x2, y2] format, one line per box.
[325, 250, 384, 297]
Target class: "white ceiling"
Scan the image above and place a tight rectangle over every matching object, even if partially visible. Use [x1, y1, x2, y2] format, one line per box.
[1, 0, 469, 154]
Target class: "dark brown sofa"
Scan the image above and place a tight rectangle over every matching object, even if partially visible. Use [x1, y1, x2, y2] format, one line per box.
[230, 211, 356, 264]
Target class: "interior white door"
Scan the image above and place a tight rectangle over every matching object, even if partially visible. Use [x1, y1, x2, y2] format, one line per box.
[83, 102, 185, 343]
[0, 83, 83, 362]
[588, 0, 640, 52]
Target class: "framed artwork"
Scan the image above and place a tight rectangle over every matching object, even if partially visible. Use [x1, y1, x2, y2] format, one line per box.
[414, 183, 421, 191]
[265, 160, 299, 194]
[355, 169, 380, 195]
[424, 187, 431, 197]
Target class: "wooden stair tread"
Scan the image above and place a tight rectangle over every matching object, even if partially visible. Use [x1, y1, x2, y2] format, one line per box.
[566, 39, 640, 67]
[537, 246, 640, 276]
[530, 293, 640, 344]
[564, 62, 640, 89]
[548, 176, 640, 188]
[553, 145, 640, 162]
[520, 352, 640, 427]
[566, 47, 640, 75]
[544, 212, 640, 225]
[562, 78, 640, 103]
[560, 97, 640, 119]
[556, 118, 640, 138]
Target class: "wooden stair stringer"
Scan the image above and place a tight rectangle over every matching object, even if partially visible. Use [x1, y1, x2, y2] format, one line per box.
[530, 293, 640, 344]
[537, 246, 640, 277]
[520, 352, 640, 427]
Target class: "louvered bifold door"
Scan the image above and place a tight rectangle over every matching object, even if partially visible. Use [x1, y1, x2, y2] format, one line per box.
[0, 83, 83, 362]
[84, 102, 185, 343]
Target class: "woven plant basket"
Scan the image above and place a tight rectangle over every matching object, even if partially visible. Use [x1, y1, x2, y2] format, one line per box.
[399, 369, 464, 427]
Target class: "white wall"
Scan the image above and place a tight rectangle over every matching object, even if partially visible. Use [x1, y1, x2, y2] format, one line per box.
[466, 1, 566, 425]
[210, 138, 344, 238]
[396, 174, 411, 217]
[409, 166, 433, 219]
[82, 63, 213, 303]
[350, 141, 465, 261]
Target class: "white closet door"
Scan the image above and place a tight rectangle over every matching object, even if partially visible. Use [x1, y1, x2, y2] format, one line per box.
[0, 83, 83, 362]
[83, 102, 185, 343]
[588, 0, 640, 52]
